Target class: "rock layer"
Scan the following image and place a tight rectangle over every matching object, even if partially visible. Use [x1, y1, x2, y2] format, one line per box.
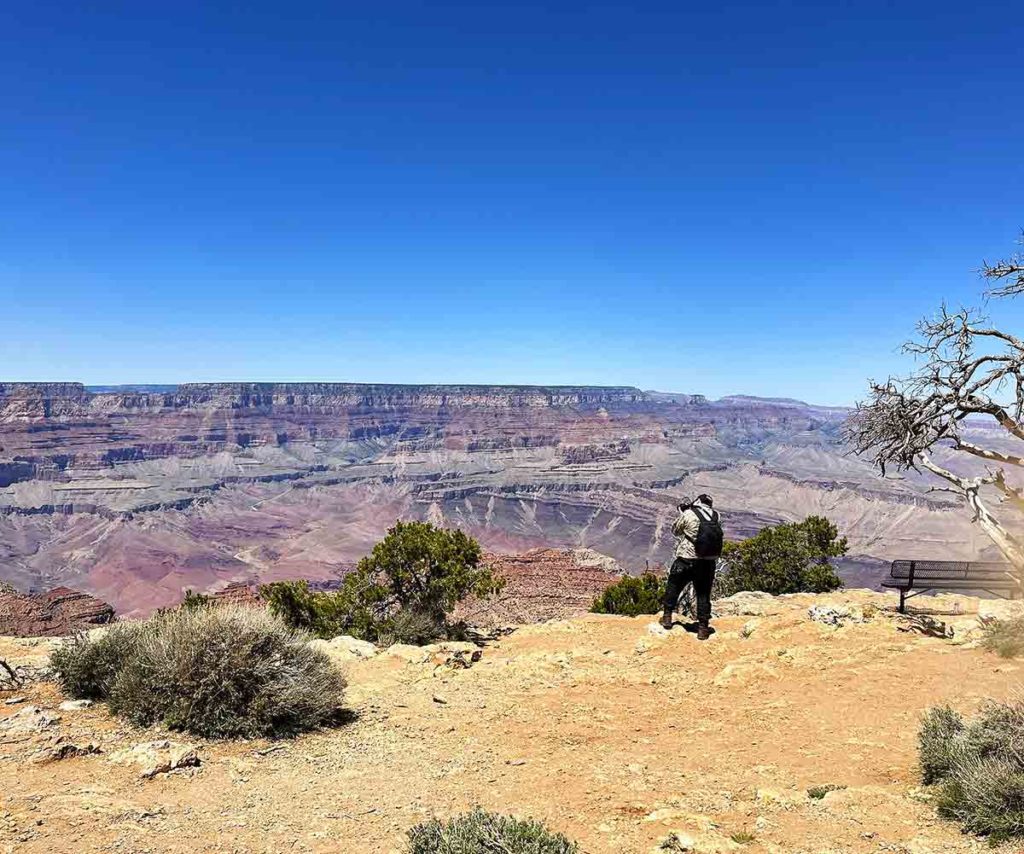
[0, 587, 115, 636]
[0, 381, 1012, 616]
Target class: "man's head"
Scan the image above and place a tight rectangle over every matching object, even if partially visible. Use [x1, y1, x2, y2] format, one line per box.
[696, 493, 713, 507]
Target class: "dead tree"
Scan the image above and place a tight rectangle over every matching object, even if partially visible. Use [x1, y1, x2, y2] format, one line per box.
[846, 238, 1024, 569]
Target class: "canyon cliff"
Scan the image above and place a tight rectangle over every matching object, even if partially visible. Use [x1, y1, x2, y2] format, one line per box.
[0, 382, 1007, 615]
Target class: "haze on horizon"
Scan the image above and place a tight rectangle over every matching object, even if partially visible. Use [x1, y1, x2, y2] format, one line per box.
[2, 1, 1022, 407]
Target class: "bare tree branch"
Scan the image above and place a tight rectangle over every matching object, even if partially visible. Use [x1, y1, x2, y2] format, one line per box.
[982, 232, 1024, 298]
[848, 239, 1024, 571]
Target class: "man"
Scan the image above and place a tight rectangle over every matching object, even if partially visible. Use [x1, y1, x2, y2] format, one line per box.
[661, 493, 722, 640]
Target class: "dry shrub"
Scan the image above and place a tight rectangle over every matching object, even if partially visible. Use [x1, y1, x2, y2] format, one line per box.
[982, 617, 1024, 659]
[407, 808, 578, 854]
[50, 624, 143, 700]
[51, 605, 345, 738]
[920, 698, 1024, 842]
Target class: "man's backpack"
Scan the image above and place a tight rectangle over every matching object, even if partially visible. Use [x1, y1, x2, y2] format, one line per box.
[690, 505, 724, 559]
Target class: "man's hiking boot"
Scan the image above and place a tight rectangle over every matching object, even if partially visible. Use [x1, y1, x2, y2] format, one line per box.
[660, 609, 673, 630]
[697, 624, 710, 641]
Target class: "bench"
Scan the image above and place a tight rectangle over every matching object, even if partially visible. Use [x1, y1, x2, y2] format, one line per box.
[883, 560, 1023, 612]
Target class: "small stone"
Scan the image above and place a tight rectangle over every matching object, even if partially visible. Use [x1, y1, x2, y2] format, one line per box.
[59, 699, 94, 711]
[31, 740, 102, 764]
[432, 694, 448, 705]
[109, 740, 201, 779]
[807, 604, 864, 627]
[0, 706, 60, 734]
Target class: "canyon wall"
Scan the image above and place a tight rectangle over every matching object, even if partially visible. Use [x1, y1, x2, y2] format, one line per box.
[0, 381, 1003, 615]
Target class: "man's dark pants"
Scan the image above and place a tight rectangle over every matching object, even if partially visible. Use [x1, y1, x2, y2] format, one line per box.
[663, 558, 717, 625]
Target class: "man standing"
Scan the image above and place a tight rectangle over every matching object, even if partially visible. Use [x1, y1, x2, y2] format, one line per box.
[661, 493, 723, 639]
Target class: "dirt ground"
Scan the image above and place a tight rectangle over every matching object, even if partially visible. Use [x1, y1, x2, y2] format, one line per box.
[0, 591, 1020, 854]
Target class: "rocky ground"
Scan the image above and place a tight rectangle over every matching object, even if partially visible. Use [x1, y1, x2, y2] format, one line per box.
[0, 590, 1021, 853]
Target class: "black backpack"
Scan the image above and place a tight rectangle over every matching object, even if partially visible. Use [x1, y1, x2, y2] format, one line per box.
[690, 505, 724, 559]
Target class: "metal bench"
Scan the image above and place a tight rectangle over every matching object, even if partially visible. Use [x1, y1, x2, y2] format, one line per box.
[883, 560, 1023, 612]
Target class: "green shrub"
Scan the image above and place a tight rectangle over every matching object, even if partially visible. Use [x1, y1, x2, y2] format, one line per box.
[407, 808, 578, 854]
[982, 617, 1024, 658]
[715, 515, 847, 597]
[51, 605, 346, 738]
[919, 706, 965, 784]
[920, 698, 1024, 841]
[807, 784, 846, 800]
[260, 579, 352, 638]
[180, 589, 213, 609]
[263, 522, 503, 643]
[590, 572, 666, 616]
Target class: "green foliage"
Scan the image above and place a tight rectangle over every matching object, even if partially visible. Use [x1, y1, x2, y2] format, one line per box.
[263, 522, 502, 643]
[730, 831, 756, 844]
[920, 698, 1024, 841]
[50, 605, 345, 738]
[50, 624, 142, 700]
[180, 589, 213, 609]
[807, 784, 846, 800]
[260, 580, 353, 638]
[406, 808, 578, 854]
[715, 516, 847, 597]
[919, 706, 966, 784]
[982, 616, 1024, 658]
[590, 572, 666, 616]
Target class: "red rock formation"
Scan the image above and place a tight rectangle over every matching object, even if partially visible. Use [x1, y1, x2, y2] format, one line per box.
[455, 549, 624, 627]
[0, 586, 114, 637]
[211, 582, 264, 606]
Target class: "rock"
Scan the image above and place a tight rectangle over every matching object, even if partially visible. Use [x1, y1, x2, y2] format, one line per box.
[0, 705, 60, 734]
[383, 643, 430, 664]
[653, 831, 697, 852]
[715, 591, 784, 617]
[653, 830, 741, 853]
[455, 548, 622, 628]
[0, 586, 114, 637]
[807, 604, 864, 627]
[948, 618, 986, 645]
[382, 641, 482, 670]
[3, 696, 27, 705]
[31, 738, 102, 763]
[422, 641, 482, 669]
[109, 740, 201, 779]
[647, 622, 670, 636]
[978, 599, 1024, 622]
[59, 699, 94, 711]
[309, 635, 379, 665]
[897, 614, 953, 639]
[740, 620, 759, 638]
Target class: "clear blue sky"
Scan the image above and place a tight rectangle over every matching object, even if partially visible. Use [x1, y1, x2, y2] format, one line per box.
[2, 1, 1021, 404]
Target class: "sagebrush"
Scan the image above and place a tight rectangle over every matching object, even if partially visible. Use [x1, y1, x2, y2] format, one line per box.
[982, 617, 1024, 659]
[919, 699, 1024, 841]
[51, 605, 346, 738]
[407, 808, 578, 854]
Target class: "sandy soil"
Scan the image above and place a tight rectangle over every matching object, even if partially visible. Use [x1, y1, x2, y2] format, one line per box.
[0, 591, 1020, 854]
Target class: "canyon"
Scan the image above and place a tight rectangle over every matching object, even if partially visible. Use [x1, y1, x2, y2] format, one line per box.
[0, 381, 1010, 616]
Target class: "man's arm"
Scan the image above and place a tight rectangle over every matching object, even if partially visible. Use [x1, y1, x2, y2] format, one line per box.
[673, 509, 699, 540]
